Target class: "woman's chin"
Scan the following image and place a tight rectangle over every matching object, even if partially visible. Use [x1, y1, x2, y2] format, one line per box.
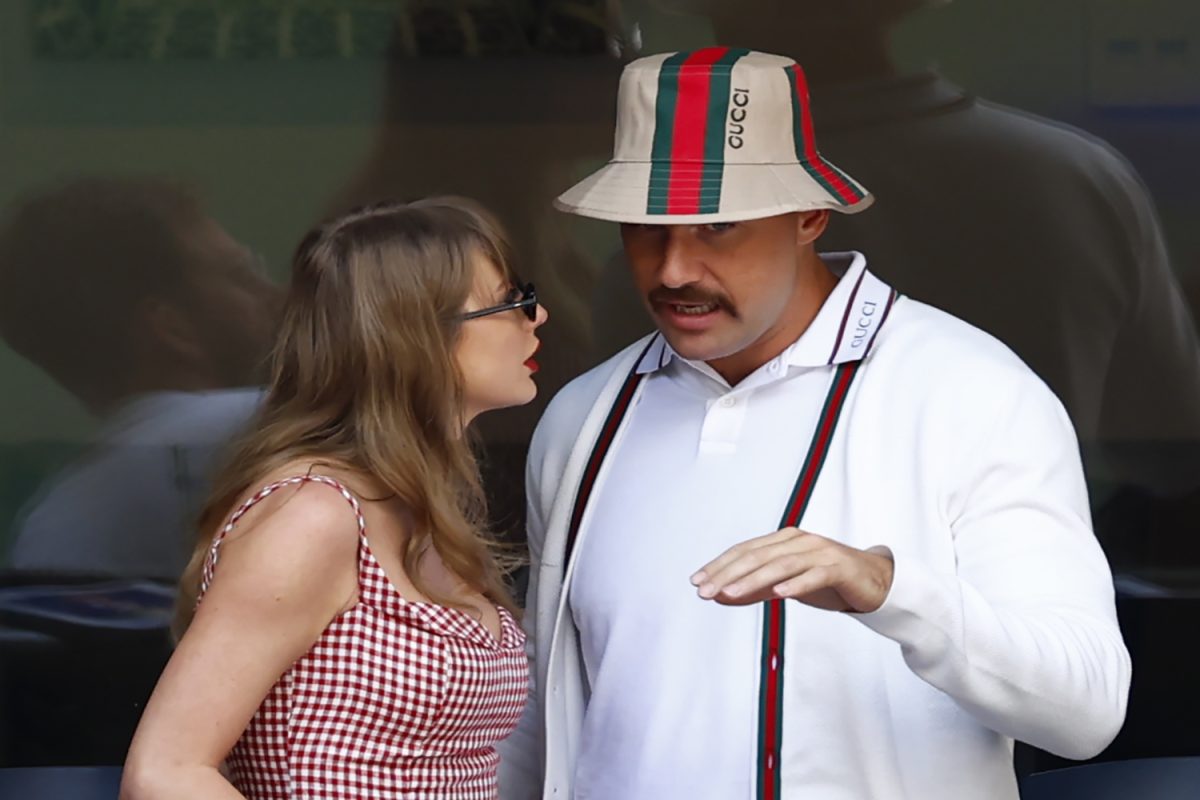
[513, 381, 538, 406]
[469, 385, 538, 417]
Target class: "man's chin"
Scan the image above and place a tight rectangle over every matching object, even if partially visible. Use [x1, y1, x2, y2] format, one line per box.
[657, 329, 739, 365]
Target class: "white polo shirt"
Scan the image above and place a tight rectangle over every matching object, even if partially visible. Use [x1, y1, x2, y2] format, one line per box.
[557, 252, 1129, 799]
[570, 252, 892, 798]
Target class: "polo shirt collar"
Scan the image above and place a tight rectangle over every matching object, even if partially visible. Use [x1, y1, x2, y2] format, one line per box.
[635, 251, 894, 376]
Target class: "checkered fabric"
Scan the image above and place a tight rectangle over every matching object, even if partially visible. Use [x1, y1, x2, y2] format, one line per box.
[199, 475, 529, 799]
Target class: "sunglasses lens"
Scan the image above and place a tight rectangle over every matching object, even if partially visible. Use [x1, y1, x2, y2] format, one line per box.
[523, 284, 537, 321]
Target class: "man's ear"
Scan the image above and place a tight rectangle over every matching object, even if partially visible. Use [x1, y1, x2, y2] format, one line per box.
[795, 209, 830, 246]
[140, 296, 206, 364]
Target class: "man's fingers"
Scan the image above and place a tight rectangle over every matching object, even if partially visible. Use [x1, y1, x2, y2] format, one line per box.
[697, 541, 833, 599]
[691, 528, 820, 588]
[726, 560, 841, 600]
[711, 561, 842, 607]
[693, 535, 894, 613]
[771, 565, 837, 600]
[700, 551, 801, 599]
[689, 528, 798, 586]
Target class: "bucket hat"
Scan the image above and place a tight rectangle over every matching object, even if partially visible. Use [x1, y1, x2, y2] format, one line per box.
[556, 47, 873, 224]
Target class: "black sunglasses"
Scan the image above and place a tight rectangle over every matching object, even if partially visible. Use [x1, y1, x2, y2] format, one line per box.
[461, 282, 538, 322]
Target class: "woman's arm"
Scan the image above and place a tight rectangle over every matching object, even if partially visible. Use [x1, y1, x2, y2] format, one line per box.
[120, 482, 361, 800]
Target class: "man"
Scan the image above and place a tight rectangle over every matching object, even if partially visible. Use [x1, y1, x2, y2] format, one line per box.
[592, 0, 1200, 568]
[0, 177, 281, 578]
[500, 49, 1130, 799]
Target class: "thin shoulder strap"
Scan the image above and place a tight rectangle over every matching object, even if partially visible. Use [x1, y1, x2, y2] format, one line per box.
[201, 474, 367, 591]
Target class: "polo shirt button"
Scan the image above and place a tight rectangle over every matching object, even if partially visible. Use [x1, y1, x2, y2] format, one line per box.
[769, 360, 781, 373]
[720, 396, 736, 408]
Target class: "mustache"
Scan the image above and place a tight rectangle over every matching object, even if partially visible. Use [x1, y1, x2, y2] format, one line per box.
[648, 286, 738, 316]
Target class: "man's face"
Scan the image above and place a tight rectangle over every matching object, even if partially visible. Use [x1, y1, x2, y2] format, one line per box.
[176, 218, 283, 386]
[620, 213, 805, 366]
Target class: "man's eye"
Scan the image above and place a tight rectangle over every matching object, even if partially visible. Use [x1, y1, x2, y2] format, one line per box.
[704, 222, 736, 233]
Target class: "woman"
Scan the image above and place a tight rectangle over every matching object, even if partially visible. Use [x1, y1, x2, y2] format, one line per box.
[121, 197, 546, 799]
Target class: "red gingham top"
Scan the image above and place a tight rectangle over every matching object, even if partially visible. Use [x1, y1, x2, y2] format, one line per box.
[199, 475, 529, 799]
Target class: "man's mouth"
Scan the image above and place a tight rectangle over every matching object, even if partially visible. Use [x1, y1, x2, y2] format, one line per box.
[669, 302, 720, 316]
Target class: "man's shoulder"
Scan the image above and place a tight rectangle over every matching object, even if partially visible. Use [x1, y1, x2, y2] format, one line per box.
[115, 388, 264, 446]
[883, 296, 1011, 354]
[867, 297, 1078, 452]
[877, 297, 1054, 399]
[964, 99, 1134, 172]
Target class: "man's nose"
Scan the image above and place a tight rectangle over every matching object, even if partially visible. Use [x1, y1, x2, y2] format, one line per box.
[657, 227, 703, 288]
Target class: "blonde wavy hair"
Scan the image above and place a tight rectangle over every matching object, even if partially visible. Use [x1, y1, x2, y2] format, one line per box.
[175, 197, 521, 635]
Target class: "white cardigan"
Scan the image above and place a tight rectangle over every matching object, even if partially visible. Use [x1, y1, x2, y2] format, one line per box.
[499, 298, 1131, 799]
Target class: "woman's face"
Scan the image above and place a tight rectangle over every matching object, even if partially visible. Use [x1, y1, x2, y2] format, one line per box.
[455, 251, 547, 423]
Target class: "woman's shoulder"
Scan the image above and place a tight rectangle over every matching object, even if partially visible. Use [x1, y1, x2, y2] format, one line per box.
[217, 460, 371, 552]
[200, 461, 369, 613]
[185, 464, 370, 668]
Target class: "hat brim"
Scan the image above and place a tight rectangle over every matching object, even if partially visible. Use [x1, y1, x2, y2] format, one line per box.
[555, 160, 874, 224]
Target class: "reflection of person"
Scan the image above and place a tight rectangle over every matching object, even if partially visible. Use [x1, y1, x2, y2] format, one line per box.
[331, 34, 623, 563]
[0, 178, 280, 579]
[596, 1, 1200, 522]
[330, 25, 623, 447]
[501, 49, 1130, 799]
[122, 198, 545, 799]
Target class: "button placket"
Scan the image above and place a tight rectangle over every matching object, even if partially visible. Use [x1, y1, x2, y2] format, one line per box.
[700, 390, 750, 453]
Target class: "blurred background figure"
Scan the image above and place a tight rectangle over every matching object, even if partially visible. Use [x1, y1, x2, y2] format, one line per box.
[0, 177, 281, 580]
[593, 0, 1200, 570]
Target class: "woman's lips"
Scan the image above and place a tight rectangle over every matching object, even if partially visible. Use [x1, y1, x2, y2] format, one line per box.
[526, 340, 541, 373]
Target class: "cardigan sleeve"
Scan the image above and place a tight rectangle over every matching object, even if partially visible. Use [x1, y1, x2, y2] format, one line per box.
[855, 367, 1131, 760]
[496, 423, 552, 799]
